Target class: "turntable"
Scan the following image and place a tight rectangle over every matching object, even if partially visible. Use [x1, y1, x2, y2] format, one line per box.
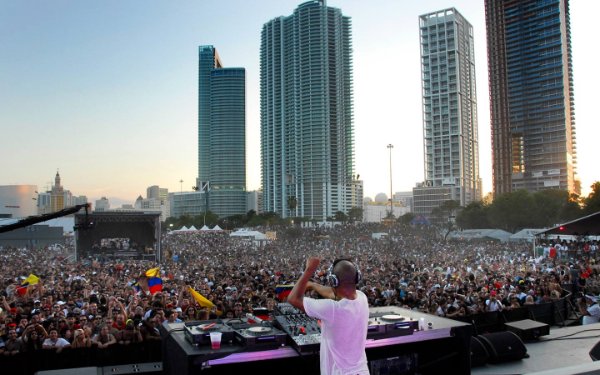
[234, 324, 288, 348]
[184, 320, 235, 346]
[368, 312, 417, 338]
[227, 320, 288, 349]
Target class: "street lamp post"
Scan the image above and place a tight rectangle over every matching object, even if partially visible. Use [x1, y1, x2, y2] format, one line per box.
[387, 144, 394, 217]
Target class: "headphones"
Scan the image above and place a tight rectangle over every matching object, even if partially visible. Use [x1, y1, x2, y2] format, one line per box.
[327, 259, 362, 288]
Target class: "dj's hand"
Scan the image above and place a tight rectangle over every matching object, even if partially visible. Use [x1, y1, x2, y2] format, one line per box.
[306, 257, 321, 272]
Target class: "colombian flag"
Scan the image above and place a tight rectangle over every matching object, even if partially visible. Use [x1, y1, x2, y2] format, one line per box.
[147, 277, 163, 294]
[145, 267, 160, 278]
[275, 285, 294, 302]
[22, 274, 40, 286]
[188, 286, 214, 309]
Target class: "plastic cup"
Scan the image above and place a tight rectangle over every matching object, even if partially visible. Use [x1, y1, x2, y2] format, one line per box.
[209, 332, 222, 350]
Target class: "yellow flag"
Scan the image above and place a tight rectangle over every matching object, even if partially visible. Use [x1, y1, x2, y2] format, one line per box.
[145, 267, 160, 278]
[22, 274, 40, 286]
[188, 286, 215, 309]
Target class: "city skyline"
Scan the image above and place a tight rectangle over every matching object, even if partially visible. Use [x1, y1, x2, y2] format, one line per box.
[1, 0, 598, 207]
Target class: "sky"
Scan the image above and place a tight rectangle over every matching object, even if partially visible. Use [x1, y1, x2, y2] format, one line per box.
[1, 0, 598, 207]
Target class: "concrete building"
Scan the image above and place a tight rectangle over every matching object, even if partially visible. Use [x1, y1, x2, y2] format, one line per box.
[416, 8, 482, 218]
[260, 1, 362, 220]
[0, 185, 38, 218]
[246, 190, 263, 214]
[168, 191, 205, 218]
[145, 185, 170, 219]
[393, 191, 414, 212]
[363, 203, 409, 223]
[95, 197, 110, 212]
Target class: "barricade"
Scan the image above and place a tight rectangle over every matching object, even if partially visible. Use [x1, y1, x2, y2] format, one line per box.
[450, 294, 574, 333]
[525, 302, 554, 325]
[472, 311, 503, 334]
[502, 307, 532, 323]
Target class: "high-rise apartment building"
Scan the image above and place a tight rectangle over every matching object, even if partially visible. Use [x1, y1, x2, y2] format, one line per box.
[485, 0, 579, 196]
[197, 45, 247, 218]
[415, 8, 482, 217]
[0, 185, 38, 218]
[260, 1, 362, 220]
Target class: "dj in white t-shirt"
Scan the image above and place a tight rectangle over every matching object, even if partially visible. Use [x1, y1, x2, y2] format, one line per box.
[288, 257, 370, 375]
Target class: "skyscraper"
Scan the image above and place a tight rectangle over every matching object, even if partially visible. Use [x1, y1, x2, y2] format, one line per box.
[415, 8, 482, 217]
[197, 45, 247, 218]
[260, 1, 362, 220]
[485, 0, 579, 196]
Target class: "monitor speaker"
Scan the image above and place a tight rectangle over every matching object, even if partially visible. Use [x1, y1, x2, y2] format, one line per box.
[477, 331, 528, 363]
[470, 336, 489, 367]
[590, 340, 600, 361]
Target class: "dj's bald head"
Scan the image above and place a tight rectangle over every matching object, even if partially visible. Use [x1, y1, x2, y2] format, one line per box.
[334, 260, 359, 286]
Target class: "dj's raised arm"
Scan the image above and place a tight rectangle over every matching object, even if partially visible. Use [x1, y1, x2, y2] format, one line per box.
[287, 256, 321, 312]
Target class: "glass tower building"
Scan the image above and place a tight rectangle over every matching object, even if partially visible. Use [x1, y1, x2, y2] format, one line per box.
[260, 1, 362, 220]
[416, 8, 482, 217]
[485, 0, 579, 196]
[197, 45, 247, 218]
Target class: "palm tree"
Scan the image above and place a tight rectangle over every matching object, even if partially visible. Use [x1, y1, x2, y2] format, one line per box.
[287, 196, 297, 218]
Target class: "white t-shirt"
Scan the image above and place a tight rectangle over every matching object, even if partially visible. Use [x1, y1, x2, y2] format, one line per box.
[43, 337, 71, 348]
[583, 303, 600, 325]
[486, 299, 503, 312]
[304, 290, 370, 375]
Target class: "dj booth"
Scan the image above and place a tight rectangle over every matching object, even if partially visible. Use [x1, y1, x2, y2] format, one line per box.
[161, 305, 472, 375]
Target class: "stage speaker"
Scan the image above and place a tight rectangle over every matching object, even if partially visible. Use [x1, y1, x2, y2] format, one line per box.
[470, 336, 489, 367]
[589, 340, 600, 361]
[477, 331, 528, 364]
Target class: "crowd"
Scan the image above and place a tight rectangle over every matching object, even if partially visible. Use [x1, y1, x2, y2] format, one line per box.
[1, 223, 599, 356]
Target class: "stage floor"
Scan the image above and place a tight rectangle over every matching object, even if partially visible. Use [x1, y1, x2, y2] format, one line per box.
[472, 322, 600, 374]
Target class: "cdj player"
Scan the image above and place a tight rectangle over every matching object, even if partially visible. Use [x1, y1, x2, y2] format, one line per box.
[184, 320, 235, 346]
[223, 318, 288, 350]
[367, 311, 417, 339]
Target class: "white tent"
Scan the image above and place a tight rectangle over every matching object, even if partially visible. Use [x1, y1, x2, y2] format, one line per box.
[510, 228, 545, 242]
[230, 230, 267, 240]
[200, 225, 210, 231]
[179, 226, 189, 231]
[188, 225, 198, 231]
[447, 229, 513, 242]
[212, 225, 223, 231]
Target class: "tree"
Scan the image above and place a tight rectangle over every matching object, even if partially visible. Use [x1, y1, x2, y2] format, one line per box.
[397, 212, 415, 226]
[456, 201, 490, 229]
[247, 211, 283, 227]
[488, 190, 535, 232]
[287, 196, 297, 217]
[430, 200, 461, 240]
[334, 211, 348, 223]
[583, 182, 600, 215]
[195, 211, 218, 227]
[347, 207, 363, 223]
